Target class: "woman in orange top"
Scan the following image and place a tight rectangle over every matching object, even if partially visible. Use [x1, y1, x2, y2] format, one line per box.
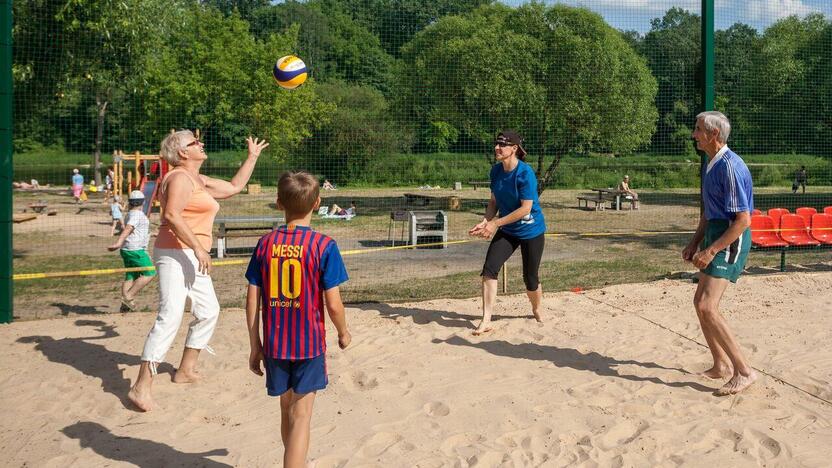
[129, 130, 268, 412]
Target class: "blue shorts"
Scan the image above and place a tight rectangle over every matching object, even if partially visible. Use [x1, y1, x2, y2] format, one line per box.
[264, 354, 328, 396]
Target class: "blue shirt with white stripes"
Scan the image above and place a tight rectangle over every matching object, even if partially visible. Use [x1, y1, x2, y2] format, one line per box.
[701, 146, 754, 221]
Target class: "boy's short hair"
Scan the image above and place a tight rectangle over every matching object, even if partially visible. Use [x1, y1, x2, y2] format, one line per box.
[278, 171, 320, 216]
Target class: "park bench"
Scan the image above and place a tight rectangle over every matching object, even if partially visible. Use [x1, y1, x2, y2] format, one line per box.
[27, 202, 49, 213]
[577, 195, 606, 211]
[468, 181, 489, 190]
[214, 216, 284, 258]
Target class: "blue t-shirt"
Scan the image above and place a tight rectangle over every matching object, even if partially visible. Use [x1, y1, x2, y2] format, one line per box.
[702, 147, 754, 221]
[71, 174, 84, 186]
[489, 161, 546, 239]
[245, 226, 348, 360]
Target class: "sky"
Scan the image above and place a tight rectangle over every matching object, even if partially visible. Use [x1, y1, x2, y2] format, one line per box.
[501, 0, 832, 33]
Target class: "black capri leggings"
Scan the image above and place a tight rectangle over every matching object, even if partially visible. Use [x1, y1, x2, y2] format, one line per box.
[481, 230, 545, 291]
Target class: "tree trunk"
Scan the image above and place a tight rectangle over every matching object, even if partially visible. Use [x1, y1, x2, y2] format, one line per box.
[92, 96, 108, 187]
[538, 151, 564, 196]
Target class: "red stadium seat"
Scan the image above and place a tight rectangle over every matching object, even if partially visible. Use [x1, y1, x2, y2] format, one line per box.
[766, 208, 789, 229]
[750, 215, 788, 247]
[795, 207, 817, 226]
[824, 206, 832, 216]
[810, 214, 832, 245]
[752, 208, 762, 215]
[779, 214, 819, 246]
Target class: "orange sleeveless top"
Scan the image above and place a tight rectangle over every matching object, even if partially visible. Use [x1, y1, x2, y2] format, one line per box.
[154, 168, 220, 251]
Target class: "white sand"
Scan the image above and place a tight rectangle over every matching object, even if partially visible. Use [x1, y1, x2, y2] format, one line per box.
[2, 272, 831, 467]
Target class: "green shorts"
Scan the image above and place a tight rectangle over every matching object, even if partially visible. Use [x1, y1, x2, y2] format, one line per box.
[700, 219, 751, 283]
[120, 249, 156, 280]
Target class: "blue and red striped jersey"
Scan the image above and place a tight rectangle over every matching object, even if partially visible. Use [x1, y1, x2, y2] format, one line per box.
[245, 225, 348, 360]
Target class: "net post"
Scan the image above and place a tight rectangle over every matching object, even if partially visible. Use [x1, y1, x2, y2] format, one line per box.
[0, 0, 13, 323]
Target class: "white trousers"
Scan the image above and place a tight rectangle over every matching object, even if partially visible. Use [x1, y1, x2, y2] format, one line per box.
[141, 248, 220, 364]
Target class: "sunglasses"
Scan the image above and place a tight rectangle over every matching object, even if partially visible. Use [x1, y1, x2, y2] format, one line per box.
[495, 141, 515, 147]
[186, 139, 202, 147]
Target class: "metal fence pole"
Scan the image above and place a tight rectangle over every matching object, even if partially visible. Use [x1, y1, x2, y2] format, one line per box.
[0, 0, 13, 323]
[698, 0, 715, 218]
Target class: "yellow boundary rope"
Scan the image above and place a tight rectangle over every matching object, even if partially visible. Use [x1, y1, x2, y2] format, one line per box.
[12, 227, 831, 281]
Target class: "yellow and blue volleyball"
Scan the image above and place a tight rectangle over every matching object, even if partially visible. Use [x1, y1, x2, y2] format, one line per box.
[273, 55, 308, 90]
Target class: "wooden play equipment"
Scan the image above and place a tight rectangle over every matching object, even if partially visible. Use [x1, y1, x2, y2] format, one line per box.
[111, 129, 197, 215]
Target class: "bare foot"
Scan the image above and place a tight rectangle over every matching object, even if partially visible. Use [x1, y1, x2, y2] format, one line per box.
[472, 323, 493, 336]
[128, 386, 154, 411]
[714, 371, 758, 396]
[701, 365, 732, 379]
[172, 369, 201, 384]
[531, 309, 543, 322]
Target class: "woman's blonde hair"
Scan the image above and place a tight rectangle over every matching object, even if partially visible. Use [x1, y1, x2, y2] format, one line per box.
[159, 130, 194, 166]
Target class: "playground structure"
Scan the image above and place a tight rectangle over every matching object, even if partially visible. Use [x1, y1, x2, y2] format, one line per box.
[112, 150, 168, 215]
[111, 130, 200, 215]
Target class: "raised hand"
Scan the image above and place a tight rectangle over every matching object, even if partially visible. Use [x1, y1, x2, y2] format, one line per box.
[246, 136, 270, 158]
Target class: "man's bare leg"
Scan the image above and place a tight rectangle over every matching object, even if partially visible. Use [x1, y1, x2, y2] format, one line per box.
[283, 391, 317, 468]
[128, 361, 155, 411]
[173, 347, 201, 383]
[121, 279, 135, 302]
[697, 275, 757, 395]
[526, 285, 542, 322]
[693, 275, 733, 379]
[280, 390, 293, 448]
[474, 277, 498, 335]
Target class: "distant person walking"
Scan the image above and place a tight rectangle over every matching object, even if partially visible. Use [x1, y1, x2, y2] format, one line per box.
[468, 130, 546, 335]
[128, 130, 269, 412]
[71, 169, 85, 204]
[792, 166, 807, 194]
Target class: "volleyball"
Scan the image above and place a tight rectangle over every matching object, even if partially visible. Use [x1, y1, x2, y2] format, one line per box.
[273, 55, 308, 90]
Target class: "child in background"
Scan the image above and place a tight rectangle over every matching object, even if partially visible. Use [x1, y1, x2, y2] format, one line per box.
[110, 196, 125, 236]
[108, 191, 156, 311]
[245, 171, 351, 467]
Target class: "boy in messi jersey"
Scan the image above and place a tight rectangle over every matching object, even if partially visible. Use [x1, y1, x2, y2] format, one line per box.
[684, 111, 757, 396]
[245, 171, 351, 467]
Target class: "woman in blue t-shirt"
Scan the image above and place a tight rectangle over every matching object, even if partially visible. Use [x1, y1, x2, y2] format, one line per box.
[469, 130, 546, 335]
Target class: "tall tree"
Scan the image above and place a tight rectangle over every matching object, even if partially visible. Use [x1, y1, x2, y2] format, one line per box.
[640, 8, 700, 155]
[397, 3, 657, 192]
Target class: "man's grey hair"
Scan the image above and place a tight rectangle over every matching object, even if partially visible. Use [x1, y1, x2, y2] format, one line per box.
[696, 111, 731, 144]
[159, 130, 194, 166]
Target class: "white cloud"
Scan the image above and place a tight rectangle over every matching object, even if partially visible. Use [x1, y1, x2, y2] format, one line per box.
[744, 0, 819, 21]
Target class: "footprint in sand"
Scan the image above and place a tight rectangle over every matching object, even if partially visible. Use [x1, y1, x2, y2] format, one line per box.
[738, 429, 786, 461]
[440, 433, 487, 456]
[358, 431, 411, 458]
[596, 420, 648, 451]
[423, 401, 450, 417]
[344, 371, 379, 391]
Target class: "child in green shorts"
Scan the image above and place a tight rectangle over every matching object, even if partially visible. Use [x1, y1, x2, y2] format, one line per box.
[108, 190, 156, 311]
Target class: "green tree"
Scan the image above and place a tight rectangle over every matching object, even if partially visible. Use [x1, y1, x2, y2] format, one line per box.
[715, 23, 761, 152]
[640, 7, 700, 155]
[300, 81, 413, 182]
[250, 0, 394, 92]
[137, 10, 333, 160]
[339, 0, 493, 56]
[397, 3, 657, 192]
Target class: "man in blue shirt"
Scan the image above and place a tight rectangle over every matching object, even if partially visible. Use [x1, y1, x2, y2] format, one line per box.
[683, 111, 757, 396]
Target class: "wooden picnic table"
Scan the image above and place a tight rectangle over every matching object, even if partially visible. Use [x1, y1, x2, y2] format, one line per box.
[590, 188, 627, 211]
[213, 216, 284, 258]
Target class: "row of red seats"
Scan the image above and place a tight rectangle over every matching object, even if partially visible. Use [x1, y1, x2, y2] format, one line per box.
[751, 206, 832, 247]
[752, 206, 832, 225]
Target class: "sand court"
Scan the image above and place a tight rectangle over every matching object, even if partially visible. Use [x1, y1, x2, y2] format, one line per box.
[1, 272, 831, 466]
